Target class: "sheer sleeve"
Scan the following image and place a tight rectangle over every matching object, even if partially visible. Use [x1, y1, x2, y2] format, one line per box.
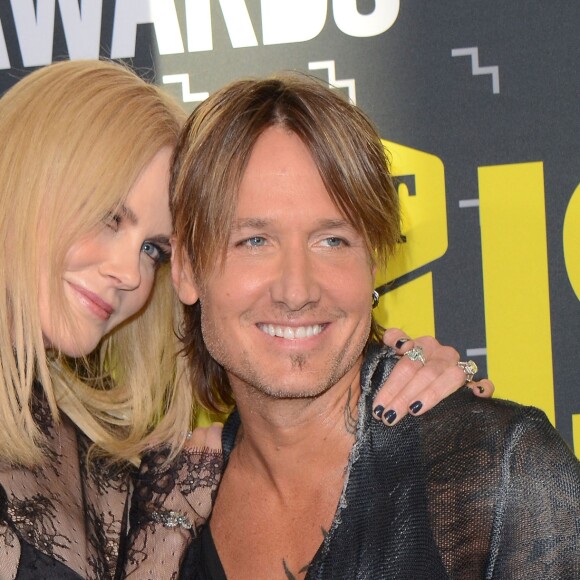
[488, 407, 580, 578]
[424, 394, 580, 579]
[119, 446, 223, 579]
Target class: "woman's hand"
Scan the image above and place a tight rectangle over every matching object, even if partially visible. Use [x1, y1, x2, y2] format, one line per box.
[123, 423, 224, 577]
[372, 328, 494, 426]
[185, 422, 223, 451]
[180, 422, 224, 523]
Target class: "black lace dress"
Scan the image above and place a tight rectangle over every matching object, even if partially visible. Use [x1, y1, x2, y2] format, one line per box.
[0, 388, 222, 579]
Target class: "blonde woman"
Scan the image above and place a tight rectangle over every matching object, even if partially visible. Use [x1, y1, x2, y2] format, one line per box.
[0, 59, 224, 579]
[0, 60, 490, 579]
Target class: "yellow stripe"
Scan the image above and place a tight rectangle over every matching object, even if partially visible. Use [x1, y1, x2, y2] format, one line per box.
[479, 162, 555, 423]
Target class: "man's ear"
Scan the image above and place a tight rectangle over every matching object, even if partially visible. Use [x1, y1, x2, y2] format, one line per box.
[171, 239, 199, 305]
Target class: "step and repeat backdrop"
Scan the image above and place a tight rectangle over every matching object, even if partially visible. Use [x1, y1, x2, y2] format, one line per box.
[0, 1, 577, 453]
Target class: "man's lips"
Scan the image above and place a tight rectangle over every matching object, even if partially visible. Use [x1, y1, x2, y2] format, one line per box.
[257, 323, 325, 340]
[68, 282, 114, 320]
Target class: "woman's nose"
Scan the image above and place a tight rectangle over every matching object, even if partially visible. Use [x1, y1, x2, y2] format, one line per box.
[100, 247, 142, 290]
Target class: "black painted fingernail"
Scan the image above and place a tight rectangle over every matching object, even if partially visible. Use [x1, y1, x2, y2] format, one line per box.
[409, 401, 423, 414]
[384, 410, 397, 425]
[477, 385, 485, 394]
[373, 405, 385, 419]
[395, 338, 409, 349]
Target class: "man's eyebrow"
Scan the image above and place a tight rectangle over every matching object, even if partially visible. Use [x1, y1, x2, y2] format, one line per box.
[316, 218, 355, 230]
[232, 218, 271, 230]
[232, 218, 354, 230]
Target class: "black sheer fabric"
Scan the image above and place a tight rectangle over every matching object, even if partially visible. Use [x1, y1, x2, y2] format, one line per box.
[0, 386, 223, 579]
[180, 345, 580, 579]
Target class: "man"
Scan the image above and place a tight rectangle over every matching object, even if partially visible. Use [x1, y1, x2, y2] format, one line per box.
[171, 75, 579, 579]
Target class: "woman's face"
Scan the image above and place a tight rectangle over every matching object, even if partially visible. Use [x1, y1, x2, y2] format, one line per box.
[39, 147, 173, 357]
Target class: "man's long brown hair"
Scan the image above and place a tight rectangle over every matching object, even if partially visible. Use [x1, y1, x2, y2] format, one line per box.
[171, 74, 400, 414]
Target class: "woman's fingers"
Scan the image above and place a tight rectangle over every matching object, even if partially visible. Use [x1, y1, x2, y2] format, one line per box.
[375, 328, 491, 426]
[185, 422, 223, 451]
[468, 378, 495, 398]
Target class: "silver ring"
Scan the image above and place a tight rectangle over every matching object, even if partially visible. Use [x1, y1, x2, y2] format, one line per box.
[458, 360, 478, 383]
[404, 345, 426, 366]
[150, 509, 193, 530]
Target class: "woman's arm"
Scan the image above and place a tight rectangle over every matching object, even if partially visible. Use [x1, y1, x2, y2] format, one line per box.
[119, 425, 223, 579]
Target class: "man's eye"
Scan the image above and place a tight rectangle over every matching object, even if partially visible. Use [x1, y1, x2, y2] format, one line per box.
[242, 236, 267, 247]
[321, 237, 346, 248]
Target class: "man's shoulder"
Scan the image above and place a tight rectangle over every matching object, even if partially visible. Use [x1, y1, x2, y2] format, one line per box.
[417, 388, 579, 479]
[362, 343, 577, 470]
[423, 387, 554, 438]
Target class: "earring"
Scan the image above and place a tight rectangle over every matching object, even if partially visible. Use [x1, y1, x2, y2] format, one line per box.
[372, 290, 380, 308]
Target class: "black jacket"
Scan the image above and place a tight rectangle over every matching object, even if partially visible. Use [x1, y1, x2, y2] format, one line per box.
[181, 344, 580, 579]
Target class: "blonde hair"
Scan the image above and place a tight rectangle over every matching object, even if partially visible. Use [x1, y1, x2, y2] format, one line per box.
[171, 74, 400, 413]
[0, 60, 191, 466]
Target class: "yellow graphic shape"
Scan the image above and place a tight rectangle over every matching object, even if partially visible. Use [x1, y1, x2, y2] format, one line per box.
[563, 182, 580, 301]
[374, 272, 435, 337]
[375, 140, 448, 285]
[479, 162, 555, 423]
[573, 414, 580, 456]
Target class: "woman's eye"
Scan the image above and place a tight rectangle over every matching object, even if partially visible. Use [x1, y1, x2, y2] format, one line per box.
[142, 241, 171, 265]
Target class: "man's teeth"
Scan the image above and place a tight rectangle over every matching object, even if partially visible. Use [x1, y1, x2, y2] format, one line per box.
[258, 324, 323, 339]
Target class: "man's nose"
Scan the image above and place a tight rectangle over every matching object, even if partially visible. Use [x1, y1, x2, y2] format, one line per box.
[270, 245, 321, 310]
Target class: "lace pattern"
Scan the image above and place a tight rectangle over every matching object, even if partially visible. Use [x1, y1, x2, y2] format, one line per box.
[0, 387, 223, 579]
[122, 446, 223, 578]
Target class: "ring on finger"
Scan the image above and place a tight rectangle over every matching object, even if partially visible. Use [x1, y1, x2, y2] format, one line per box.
[404, 345, 426, 366]
[458, 360, 478, 383]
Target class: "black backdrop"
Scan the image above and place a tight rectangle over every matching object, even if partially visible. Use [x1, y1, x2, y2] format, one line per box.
[0, 1, 577, 453]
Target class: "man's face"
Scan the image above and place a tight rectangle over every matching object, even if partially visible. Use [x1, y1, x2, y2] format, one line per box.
[175, 126, 375, 399]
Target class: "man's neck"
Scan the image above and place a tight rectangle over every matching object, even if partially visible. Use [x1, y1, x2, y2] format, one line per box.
[228, 361, 362, 490]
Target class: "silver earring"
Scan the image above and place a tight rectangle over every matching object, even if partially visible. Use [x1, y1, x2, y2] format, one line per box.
[372, 290, 380, 308]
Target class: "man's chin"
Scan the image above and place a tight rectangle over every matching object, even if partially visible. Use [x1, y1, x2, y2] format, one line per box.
[237, 369, 342, 401]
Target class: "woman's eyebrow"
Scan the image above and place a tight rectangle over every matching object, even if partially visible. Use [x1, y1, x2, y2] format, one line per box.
[120, 205, 138, 225]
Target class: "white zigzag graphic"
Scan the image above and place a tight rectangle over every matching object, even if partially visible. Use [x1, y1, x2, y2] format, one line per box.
[451, 47, 500, 94]
[308, 60, 357, 104]
[162, 74, 209, 103]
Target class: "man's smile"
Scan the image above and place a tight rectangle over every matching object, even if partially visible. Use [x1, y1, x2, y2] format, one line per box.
[257, 323, 325, 340]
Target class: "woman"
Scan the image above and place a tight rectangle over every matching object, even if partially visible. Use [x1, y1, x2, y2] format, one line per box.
[0, 60, 489, 579]
[0, 59, 224, 579]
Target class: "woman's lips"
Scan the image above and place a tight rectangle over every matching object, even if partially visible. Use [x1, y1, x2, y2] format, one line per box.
[68, 282, 114, 320]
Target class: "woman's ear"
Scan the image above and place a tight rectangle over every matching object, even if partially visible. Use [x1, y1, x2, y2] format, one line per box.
[170, 238, 199, 305]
